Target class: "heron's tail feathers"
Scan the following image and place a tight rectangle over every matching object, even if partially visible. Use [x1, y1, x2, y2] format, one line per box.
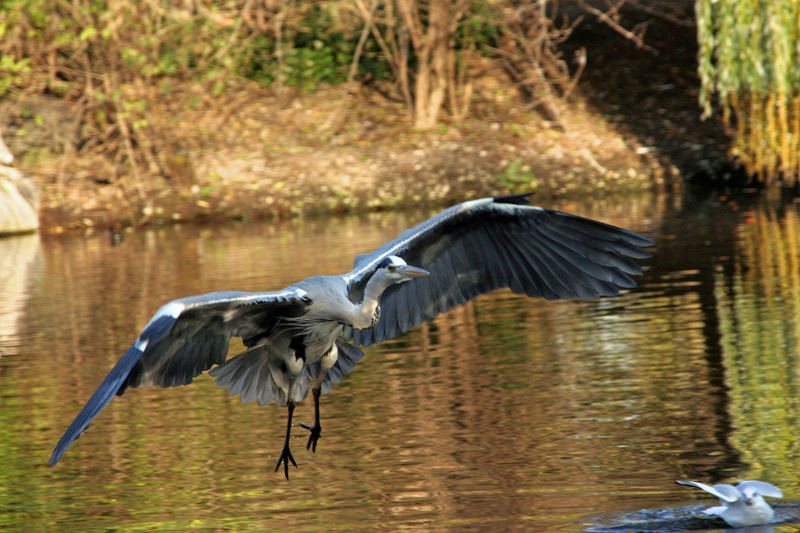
[211, 340, 364, 406]
[209, 346, 294, 406]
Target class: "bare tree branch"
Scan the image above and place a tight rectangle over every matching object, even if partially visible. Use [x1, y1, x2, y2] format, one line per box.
[576, 0, 658, 54]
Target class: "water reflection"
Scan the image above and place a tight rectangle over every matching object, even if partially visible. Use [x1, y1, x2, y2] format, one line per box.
[0, 232, 41, 357]
[3, 191, 800, 531]
[714, 206, 800, 489]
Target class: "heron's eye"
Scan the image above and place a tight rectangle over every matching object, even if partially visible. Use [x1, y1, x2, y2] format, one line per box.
[388, 265, 397, 272]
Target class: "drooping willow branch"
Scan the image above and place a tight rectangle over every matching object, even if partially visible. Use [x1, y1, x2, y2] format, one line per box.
[696, 0, 800, 184]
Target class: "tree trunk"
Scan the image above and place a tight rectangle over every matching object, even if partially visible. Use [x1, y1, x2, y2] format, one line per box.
[413, 0, 450, 129]
[394, 0, 469, 130]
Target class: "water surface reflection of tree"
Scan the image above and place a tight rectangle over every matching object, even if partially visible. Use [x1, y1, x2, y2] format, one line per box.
[715, 208, 800, 489]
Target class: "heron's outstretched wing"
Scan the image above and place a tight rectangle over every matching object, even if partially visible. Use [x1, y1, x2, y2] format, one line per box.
[676, 480, 741, 502]
[736, 480, 783, 499]
[49, 288, 310, 466]
[343, 194, 654, 347]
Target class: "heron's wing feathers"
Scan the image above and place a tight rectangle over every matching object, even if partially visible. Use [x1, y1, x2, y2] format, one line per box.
[49, 288, 310, 466]
[736, 480, 783, 499]
[120, 290, 310, 391]
[676, 480, 741, 503]
[344, 194, 653, 347]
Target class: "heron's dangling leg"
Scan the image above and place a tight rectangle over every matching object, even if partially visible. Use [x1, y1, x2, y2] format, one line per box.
[300, 385, 322, 452]
[300, 346, 336, 454]
[275, 399, 298, 480]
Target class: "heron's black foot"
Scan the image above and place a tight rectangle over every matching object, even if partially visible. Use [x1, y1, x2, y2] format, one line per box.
[299, 422, 322, 453]
[274, 443, 297, 480]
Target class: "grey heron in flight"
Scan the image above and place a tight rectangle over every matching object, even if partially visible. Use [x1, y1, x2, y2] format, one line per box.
[49, 194, 654, 478]
[676, 480, 783, 527]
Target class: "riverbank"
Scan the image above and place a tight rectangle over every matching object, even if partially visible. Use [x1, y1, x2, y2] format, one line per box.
[4, 9, 733, 234]
[29, 84, 666, 233]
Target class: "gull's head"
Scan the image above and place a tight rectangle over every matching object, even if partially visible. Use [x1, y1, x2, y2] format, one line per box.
[741, 486, 765, 507]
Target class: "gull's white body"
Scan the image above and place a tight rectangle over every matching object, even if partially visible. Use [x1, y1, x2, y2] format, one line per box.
[676, 480, 783, 528]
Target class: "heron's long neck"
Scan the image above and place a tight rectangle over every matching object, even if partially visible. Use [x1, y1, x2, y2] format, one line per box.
[352, 273, 391, 329]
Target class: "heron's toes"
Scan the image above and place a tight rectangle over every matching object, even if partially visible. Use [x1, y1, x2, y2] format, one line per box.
[274, 444, 297, 480]
[299, 422, 322, 453]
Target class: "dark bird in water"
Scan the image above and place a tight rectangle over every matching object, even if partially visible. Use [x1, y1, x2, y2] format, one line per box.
[50, 194, 654, 478]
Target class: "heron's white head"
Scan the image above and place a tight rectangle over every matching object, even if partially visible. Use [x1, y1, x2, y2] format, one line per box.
[360, 256, 429, 321]
[376, 255, 429, 284]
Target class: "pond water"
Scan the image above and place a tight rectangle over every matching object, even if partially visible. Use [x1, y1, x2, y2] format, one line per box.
[2, 190, 800, 532]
